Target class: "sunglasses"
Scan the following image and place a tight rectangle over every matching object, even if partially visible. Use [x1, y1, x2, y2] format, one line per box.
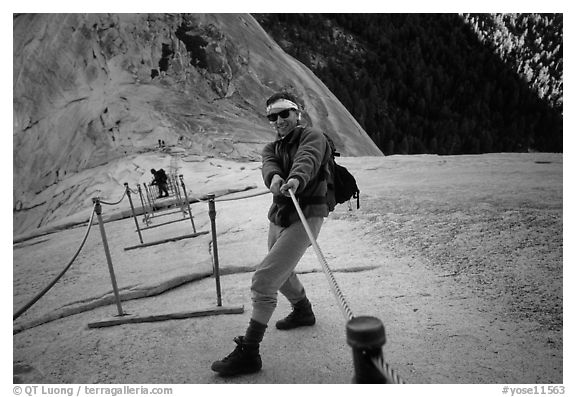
[267, 109, 293, 122]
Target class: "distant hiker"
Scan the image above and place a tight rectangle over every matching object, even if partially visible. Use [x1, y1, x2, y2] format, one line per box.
[211, 91, 332, 376]
[150, 168, 169, 198]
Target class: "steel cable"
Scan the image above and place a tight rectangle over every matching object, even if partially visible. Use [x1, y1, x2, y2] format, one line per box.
[99, 191, 127, 206]
[211, 190, 270, 202]
[13, 203, 98, 321]
[288, 189, 354, 320]
[188, 190, 271, 204]
[372, 356, 406, 384]
[288, 188, 405, 384]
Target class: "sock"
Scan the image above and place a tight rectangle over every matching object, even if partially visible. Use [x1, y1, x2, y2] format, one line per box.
[244, 319, 267, 345]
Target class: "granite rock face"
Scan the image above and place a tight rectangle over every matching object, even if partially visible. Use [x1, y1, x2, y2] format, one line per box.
[13, 13, 381, 234]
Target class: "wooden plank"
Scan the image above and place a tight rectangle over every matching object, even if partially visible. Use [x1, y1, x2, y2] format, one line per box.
[146, 208, 188, 219]
[138, 216, 190, 231]
[88, 305, 244, 328]
[124, 230, 209, 251]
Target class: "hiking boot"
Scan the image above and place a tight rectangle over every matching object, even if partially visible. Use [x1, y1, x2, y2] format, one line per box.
[211, 336, 262, 376]
[276, 298, 316, 330]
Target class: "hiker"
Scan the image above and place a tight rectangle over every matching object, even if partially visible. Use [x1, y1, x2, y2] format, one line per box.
[211, 92, 332, 376]
[150, 168, 169, 198]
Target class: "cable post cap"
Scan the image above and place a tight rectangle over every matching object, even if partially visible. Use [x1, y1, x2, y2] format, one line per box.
[346, 316, 387, 349]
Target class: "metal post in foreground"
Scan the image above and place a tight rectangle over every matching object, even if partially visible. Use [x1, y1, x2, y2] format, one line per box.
[207, 194, 222, 306]
[125, 183, 144, 244]
[179, 174, 197, 233]
[92, 197, 125, 317]
[346, 316, 388, 383]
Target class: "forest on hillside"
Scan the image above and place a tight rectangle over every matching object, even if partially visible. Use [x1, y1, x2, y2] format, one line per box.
[253, 14, 563, 155]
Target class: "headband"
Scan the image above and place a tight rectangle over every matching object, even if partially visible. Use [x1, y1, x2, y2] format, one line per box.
[266, 99, 299, 114]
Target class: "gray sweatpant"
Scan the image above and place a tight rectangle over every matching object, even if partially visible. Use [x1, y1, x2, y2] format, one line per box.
[250, 217, 324, 325]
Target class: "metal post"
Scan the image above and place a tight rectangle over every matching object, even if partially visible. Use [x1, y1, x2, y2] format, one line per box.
[144, 182, 156, 213]
[137, 184, 150, 226]
[179, 174, 197, 233]
[346, 316, 388, 383]
[92, 197, 125, 317]
[125, 183, 144, 244]
[173, 175, 186, 217]
[172, 174, 180, 197]
[208, 194, 222, 307]
[167, 177, 174, 196]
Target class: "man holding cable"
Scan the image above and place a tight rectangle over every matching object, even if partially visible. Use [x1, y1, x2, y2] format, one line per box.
[211, 91, 332, 376]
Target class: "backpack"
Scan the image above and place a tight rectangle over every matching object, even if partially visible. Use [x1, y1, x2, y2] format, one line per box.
[323, 133, 360, 211]
[156, 169, 168, 183]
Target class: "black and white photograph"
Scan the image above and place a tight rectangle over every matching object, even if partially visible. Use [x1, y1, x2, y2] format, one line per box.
[11, 9, 566, 392]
